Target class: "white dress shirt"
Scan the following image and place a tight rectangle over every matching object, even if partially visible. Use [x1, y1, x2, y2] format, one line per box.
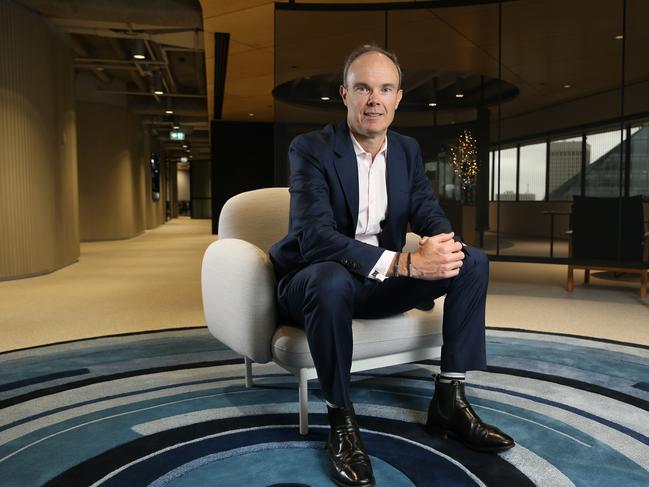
[349, 133, 397, 281]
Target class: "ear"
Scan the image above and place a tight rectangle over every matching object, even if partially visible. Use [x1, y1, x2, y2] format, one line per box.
[395, 89, 403, 110]
[339, 85, 348, 107]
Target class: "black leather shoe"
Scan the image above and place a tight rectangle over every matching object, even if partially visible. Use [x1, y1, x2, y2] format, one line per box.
[426, 375, 515, 453]
[327, 405, 375, 487]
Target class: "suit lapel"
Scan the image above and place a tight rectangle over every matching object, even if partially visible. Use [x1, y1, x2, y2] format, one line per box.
[383, 133, 409, 249]
[333, 122, 359, 230]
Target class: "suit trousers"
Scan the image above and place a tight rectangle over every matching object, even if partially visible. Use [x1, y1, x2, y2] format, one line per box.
[276, 246, 489, 408]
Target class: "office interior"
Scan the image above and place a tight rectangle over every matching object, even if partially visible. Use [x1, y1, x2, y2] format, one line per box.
[1, 0, 648, 355]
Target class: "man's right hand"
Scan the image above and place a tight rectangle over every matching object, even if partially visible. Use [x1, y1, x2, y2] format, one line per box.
[410, 232, 464, 280]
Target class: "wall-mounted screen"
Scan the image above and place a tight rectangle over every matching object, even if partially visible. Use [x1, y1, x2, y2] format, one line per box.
[150, 152, 160, 201]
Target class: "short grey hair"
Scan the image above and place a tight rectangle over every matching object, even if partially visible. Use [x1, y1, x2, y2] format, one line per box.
[342, 44, 402, 88]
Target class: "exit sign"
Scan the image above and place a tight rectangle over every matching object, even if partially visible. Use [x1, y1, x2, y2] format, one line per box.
[170, 131, 185, 141]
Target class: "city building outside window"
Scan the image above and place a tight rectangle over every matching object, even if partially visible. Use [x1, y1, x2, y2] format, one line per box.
[584, 129, 627, 198]
[494, 147, 517, 200]
[519, 142, 547, 201]
[630, 124, 648, 198]
[548, 136, 584, 201]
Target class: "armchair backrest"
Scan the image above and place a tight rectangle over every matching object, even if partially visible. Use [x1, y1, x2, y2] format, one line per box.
[218, 187, 290, 252]
[572, 195, 645, 261]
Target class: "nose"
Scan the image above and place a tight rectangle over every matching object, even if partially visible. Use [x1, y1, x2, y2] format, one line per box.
[367, 89, 380, 105]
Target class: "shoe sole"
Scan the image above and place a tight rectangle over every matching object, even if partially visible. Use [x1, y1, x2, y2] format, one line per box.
[426, 423, 515, 453]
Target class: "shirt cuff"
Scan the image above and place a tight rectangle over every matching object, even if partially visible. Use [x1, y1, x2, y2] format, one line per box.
[368, 250, 397, 282]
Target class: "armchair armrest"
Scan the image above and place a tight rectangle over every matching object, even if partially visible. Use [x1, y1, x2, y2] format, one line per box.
[201, 238, 277, 363]
[402, 232, 422, 253]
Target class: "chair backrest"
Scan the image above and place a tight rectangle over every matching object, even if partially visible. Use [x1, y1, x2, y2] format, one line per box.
[572, 195, 645, 261]
[218, 187, 290, 253]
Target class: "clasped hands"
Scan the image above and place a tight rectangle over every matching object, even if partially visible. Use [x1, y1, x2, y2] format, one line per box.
[391, 232, 464, 280]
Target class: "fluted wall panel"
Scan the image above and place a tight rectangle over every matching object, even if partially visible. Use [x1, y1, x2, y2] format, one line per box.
[77, 102, 163, 241]
[0, 0, 79, 280]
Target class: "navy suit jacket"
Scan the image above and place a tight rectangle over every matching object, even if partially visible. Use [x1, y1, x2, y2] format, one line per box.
[269, 121, 453, 283]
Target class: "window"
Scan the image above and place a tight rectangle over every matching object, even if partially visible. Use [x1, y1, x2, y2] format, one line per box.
[490, 121, 648, 202]
[489, 150, 495, 201]
[584, 129, 627, 197]
[519, 142, 547, 201]
[629, 124, 649, 197]
[548, 136, 582, 201]
[494, 148, 517, 200]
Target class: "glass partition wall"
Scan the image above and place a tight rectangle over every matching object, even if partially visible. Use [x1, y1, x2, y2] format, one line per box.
[274, 0, 649, 269]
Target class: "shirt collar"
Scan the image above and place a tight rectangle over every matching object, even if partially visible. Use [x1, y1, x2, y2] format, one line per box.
[349, 130, 388, 158]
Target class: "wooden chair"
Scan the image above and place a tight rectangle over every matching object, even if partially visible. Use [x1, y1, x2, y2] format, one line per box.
[566, 195, 648, 298]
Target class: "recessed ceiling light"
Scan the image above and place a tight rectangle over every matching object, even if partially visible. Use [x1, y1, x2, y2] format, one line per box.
[428, 102, 437, 107]
[173, 125, 180, 130]
[133, 54, 146, 60]
[248, 113, 255, 117]
[165, 110, 174, 115]
[182, 144, 188, 149]
[96, 67, 105, 72]
[455, 93, 464, 98]
[321, 96, 330, 101]
[615, 35, 623, 40]
[563, 84, 572, 89]
[153, 90, 164, 96]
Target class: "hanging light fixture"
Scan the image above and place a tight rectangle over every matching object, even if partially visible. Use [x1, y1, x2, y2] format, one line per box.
[164, 97, 174, 115]
[455, 77, 464, 99]
[428, 77, 438, 107]
[132, 39, 146, 60]
[153, 71, 164, 96]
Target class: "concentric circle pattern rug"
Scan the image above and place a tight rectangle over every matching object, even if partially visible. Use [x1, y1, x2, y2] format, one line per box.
[1, 328, 649, 487]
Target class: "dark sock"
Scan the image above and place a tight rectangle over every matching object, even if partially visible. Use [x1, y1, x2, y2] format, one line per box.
[439, 372, 466, 384]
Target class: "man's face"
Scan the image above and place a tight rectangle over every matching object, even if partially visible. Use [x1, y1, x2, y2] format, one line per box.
[340, 51, 403, 142]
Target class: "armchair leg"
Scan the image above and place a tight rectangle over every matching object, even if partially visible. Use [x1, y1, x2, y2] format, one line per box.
[298, 369, 309, 435]
[567, 265, 574, 292]
[584, 269, 590, 285]
[244, 357, 253, 388]
[641, 270, 647, 299]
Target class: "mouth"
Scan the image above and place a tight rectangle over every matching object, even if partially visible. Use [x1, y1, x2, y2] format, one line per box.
[364, 112, 383, 118]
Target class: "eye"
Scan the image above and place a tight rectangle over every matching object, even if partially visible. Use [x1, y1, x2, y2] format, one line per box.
[354, 86, 369, 94]
[381, 87, 393, 94]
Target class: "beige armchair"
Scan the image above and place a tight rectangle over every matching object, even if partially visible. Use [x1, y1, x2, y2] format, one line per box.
[201, 188, 444, 434]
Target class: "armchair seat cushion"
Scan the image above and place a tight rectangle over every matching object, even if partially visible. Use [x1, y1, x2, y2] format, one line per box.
[272, 306, 443, 369]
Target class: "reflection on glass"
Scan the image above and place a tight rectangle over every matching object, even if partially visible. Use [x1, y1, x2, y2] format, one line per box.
[630, 124, 649, 197]
[548, 136, 582, 201]
[274, 0, 645, 265]
[519, 142, 546, 201]
[495, 148, 517, 200]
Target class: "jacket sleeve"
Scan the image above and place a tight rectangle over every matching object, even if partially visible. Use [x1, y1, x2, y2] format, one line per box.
[288, 136, 385, 277]
[408, 143, 455, 238]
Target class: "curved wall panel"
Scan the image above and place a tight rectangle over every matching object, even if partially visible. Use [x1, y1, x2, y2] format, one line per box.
[77, 102, 146, 241]
[0, 0, 80, 280]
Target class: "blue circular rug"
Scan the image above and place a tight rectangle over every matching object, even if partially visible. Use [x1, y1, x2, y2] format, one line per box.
[1, 327, 648, 486]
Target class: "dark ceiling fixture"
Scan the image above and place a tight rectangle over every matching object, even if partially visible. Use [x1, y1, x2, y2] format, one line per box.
[132, 39, 146, 60]
[273, 70, 518, 111]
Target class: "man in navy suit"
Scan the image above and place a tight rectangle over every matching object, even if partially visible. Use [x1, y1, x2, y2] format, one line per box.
[270, 44, 514, 487]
